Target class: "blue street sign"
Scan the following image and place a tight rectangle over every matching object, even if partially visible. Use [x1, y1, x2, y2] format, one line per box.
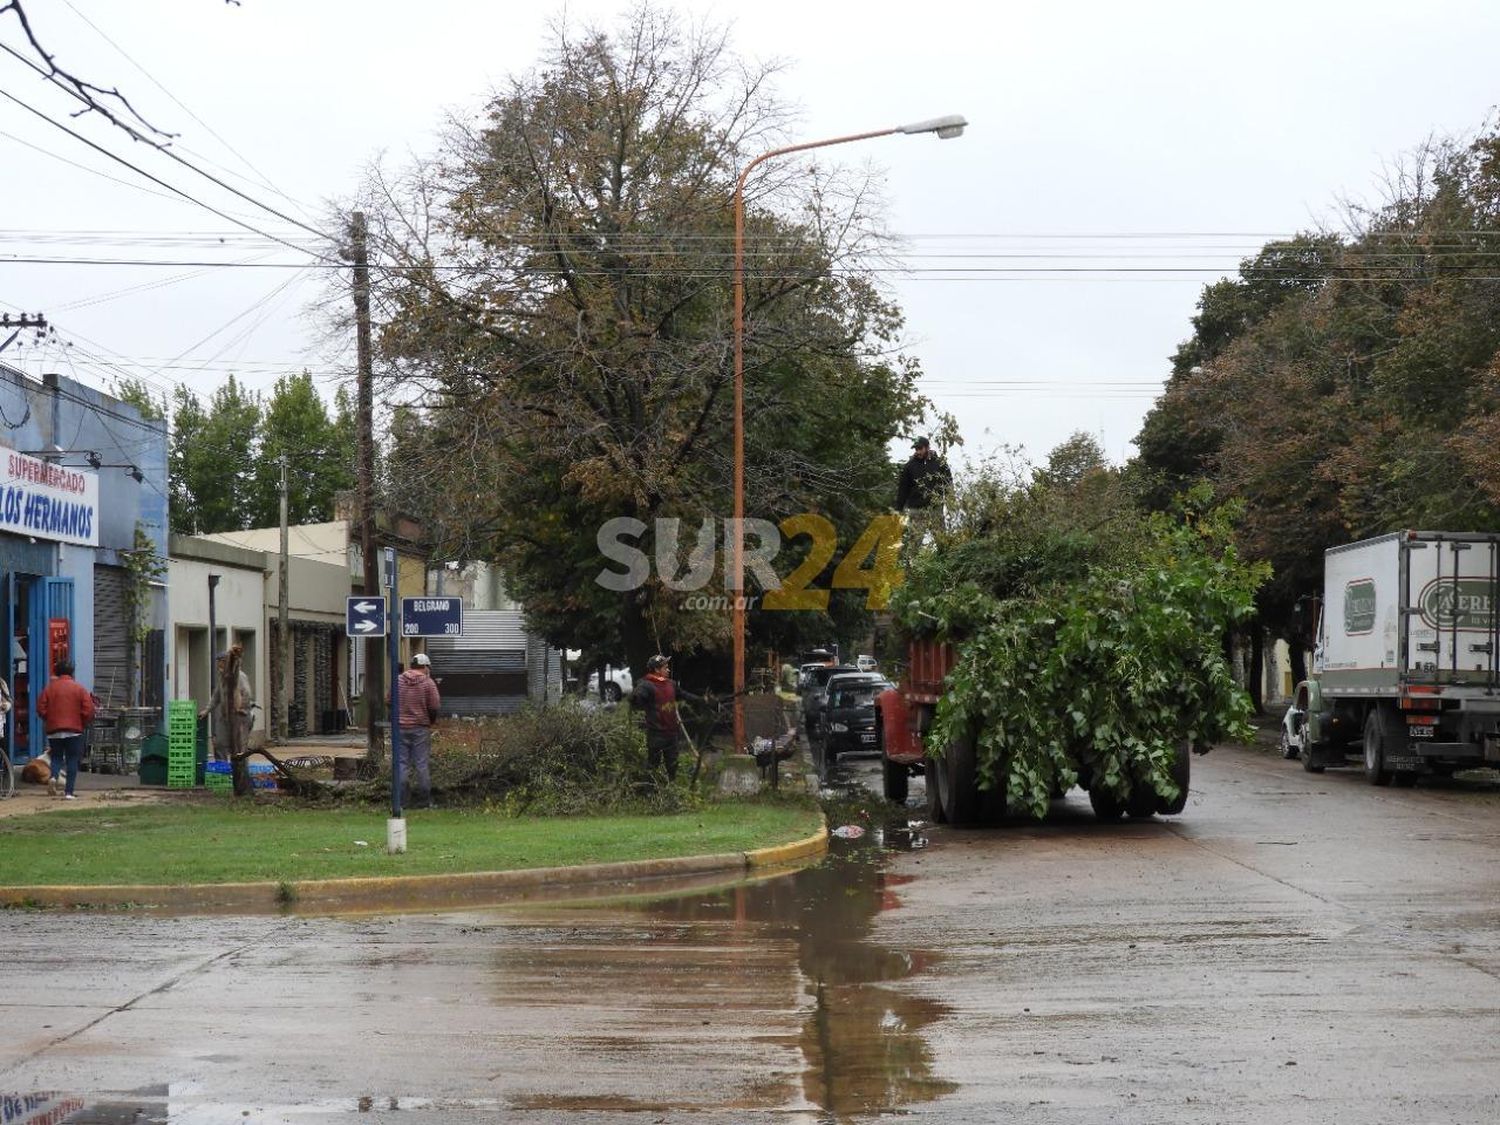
[345, 595, 387, 638]
[401, 596, 463, 637]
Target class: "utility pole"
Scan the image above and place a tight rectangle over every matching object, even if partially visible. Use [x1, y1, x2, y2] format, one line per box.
[276, 453, 289, 743]
[350, 210, 383, 775]
[0, 313, 46, 355]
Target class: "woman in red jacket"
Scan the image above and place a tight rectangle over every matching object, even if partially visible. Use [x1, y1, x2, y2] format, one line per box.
[36, 659, 96, 800]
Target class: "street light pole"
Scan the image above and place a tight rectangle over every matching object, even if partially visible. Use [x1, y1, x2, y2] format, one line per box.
[731, 114, 967, 755]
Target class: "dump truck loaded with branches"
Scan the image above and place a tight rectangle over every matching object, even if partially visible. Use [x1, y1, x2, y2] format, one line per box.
[878, 453, 1268, 826]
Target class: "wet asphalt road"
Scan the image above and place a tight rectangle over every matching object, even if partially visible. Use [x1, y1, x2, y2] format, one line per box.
[1, 741, 1498, 1123]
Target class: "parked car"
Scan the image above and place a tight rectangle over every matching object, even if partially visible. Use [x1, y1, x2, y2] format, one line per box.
[586, 666, 633, 703]
[800, 664, 858, 736]
[855, 654, 879, 673]
[818, 674, 895, 778]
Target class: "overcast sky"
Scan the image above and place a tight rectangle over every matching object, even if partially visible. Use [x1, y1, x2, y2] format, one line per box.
[2, 0, 1498, 472]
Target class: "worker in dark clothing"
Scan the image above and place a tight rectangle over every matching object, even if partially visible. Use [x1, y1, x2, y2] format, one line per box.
[896, 436, 953, 556]
[629, 654, 702, 787]
[896, 436, 953, 511]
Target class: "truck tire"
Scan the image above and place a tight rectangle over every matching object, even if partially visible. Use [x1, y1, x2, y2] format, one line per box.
[924, 759, 948, 824]
[1301, 744, 1326, 773]
[1089, 785, 1126, 821]
[1126, 785, 1157, 818]
[934, 733, 982, 826]
[1156, 740, 1192, 815]
[879, 724, 909, 805]
[1363, 707, 1397, 787]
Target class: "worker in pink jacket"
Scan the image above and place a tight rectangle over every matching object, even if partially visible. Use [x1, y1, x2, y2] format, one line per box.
[396, 653, 441, 809]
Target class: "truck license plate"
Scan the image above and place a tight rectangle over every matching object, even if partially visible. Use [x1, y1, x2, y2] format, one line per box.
[1408, 725, 1435, 738]
[861, 732, 876, 743]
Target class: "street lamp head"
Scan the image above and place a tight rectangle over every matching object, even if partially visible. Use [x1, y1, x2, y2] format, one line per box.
[898, 114, 968, 139]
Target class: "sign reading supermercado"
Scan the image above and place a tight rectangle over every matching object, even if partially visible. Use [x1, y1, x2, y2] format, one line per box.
[1, 447, 100, 547]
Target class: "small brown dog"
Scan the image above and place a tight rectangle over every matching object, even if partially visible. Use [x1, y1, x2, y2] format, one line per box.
[20, 749, 53, 786]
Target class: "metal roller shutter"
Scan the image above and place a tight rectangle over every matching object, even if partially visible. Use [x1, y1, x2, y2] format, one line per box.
[94, 565, 130, 709]
[425, 610, 529, 715]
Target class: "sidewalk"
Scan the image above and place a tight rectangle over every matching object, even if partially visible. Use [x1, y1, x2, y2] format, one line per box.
[1, 734, 370, 819]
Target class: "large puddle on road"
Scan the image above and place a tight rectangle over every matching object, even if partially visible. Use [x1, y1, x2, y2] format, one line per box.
[496, 834, 956, 1118]
[1, 828, 954, 1121]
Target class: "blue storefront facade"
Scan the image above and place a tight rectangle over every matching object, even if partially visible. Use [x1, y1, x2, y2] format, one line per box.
[1, 362, 168, 763]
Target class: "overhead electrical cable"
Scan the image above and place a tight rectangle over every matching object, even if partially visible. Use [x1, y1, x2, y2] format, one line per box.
[0, 82, 335, 261]
[57, 0, 316, 222]
[0, 40, 331, 242]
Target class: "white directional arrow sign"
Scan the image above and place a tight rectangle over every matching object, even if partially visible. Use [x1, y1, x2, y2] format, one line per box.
[345, 595, 387, 638]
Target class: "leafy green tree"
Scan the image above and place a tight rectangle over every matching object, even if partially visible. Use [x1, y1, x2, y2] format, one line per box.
[249, 372, 353, 527]
[168, 377, 260, 534]
[111, 377, 167, 423]
[1131, 123, 1500, 678]
[370, 6, 926, 675]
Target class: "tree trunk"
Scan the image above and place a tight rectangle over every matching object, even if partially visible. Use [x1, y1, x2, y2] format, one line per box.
[1289, 641, 1308, 688]
[1248, 628, 1265, 714]
[621, 590, 654, 682]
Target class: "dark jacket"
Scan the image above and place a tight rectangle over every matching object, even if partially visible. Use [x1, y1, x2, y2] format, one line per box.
[896, 452, 953, 510]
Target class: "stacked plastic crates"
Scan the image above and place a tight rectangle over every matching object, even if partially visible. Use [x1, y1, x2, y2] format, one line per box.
[166, 701, 198, 789]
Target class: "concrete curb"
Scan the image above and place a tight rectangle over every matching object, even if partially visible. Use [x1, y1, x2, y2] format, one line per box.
[0, 822, 830, 914]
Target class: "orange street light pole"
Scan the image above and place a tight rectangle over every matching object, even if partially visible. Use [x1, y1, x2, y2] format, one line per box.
[731, 114, 967, 755]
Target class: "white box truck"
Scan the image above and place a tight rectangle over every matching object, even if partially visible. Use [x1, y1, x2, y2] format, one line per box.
[1283, 531, 1500, 784]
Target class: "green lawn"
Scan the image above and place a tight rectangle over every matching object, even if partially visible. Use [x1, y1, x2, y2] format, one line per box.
[0, 799, 824, 886]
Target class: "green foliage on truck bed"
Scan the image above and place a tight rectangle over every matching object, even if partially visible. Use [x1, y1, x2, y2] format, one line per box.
[893, 446, 1268, 818]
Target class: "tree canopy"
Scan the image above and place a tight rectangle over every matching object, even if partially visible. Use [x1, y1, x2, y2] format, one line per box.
[367, 6, 929, 674]
[165, 373, 354, 535]
[1132, 122, 1500, 645]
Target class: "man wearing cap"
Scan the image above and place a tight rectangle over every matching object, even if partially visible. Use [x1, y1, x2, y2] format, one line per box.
[629, 655, 700, 787]
[896, 436, 953, 555]
[396, 652, 441, 809]
[200, 650, 254, 763]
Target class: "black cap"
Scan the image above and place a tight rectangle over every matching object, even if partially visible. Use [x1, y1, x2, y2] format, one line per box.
[912, 436, 930, 449]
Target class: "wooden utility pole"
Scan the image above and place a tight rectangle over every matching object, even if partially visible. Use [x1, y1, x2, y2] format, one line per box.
[275, 453, 289, 743]
[350, 210, 383, 773]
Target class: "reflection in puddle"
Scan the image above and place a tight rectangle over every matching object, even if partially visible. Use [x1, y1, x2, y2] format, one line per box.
[494, 839, 955, 1119]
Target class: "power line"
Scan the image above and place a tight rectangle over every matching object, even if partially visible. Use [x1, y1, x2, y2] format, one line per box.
[0, 83, 335, 261]
[0, 39, 330, 242]
[56, 0, 315, 223]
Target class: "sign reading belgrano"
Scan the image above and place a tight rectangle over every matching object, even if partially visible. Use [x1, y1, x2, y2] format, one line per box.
[1, 446, 100, 547]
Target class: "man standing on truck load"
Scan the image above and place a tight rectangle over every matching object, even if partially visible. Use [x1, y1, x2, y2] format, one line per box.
[896, 436, 953, 555]
[630, 655, 701, 787]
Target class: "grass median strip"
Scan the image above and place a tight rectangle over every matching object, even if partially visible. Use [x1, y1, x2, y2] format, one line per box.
[0, 798, 824, 887]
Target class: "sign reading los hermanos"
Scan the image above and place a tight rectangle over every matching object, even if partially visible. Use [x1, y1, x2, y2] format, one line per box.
[1, 446, 100, 547]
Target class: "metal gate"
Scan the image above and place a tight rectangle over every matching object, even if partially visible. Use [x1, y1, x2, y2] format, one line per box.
[94, 564, 130, 709]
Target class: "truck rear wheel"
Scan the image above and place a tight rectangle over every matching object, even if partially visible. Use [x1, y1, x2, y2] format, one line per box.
[924, 759, 948, 824]
[1126, 786, 1157, 818]
[879, 724, 909, 805]
[934, 733, 982, 826]
[1363, 707, 1400, 787]
[1156, 740, 1192, 815]
[1089, 785, 1126, 821]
